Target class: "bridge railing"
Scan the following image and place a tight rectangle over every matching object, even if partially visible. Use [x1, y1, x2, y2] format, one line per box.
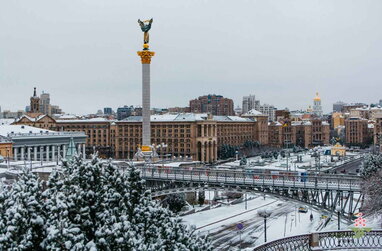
[140, 167, 361, 191]
[254, 230, 382, 251]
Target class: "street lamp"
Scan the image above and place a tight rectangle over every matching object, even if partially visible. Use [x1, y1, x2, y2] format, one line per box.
[336, 205, 341, 230]
[258, 209, 272, 243]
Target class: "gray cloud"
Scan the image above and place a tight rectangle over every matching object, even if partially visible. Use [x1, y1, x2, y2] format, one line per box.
[1, 0, 381, 114]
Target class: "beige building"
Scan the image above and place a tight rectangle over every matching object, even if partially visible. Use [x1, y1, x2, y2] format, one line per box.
[114, 114, 264, 163]
[13, 113, 268, 162]
[332, 112, 345, 129]
[267, 119, 329, 148]
[345, 117, 369, 146]
[0, 138, 13, 159]
[374, 116, 382, 151]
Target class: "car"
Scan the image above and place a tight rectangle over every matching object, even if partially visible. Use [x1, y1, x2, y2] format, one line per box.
[298, 206, 308, 213]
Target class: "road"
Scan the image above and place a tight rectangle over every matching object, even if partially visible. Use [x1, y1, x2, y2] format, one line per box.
[328, 157, 363, 175]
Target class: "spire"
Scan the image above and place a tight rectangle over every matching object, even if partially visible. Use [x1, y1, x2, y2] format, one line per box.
[33, 87, 37, 97]
[65, 137, 77, 159]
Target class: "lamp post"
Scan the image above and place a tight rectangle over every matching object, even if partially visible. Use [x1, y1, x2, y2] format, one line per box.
[336, 205, 341, 230]
[258, 209, 272, 243]
[6, 149, 10, 169]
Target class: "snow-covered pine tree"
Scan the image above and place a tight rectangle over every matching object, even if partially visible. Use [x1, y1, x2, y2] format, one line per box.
[42, 168, 86, 250]
[61, 156, 104, 248]
[126, 165, 212, 251]
[360, 153, 382, 178]
[163, 194, 186, 213]
[0, 169, 46, 250]
[95, 161, 136, 250]
[0, 181, 9, 246]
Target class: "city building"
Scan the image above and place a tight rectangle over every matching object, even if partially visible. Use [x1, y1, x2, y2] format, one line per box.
[333, 101, 346, 113]
[241, 109, 269, 145]
[55, 118, 113, 158]
[275, 109, 290, 121]
[234, 105, 242, 116]
[0, 110, 25, 119]
[313, 92, 323, 117]
[0, 124, 86, 161]
[258, 104, 276, 122]
[267, 118, 330, 148]
[242, 94, 257, 114]
[104, 107, 113, 115]
[345, 117, 370, 146]
[25, 88, 64, 117]
[0, 137, 13, 159]
[113, 113, 264, 162]
[14, 114, 57, 130]
[341, 103, 367, 113]
[40, 92, 50, 115]
[167, 107, 191, 113]
[189, 94, 234, 116]
[117, 106, 134, 120]
[331, 112, 345, 129]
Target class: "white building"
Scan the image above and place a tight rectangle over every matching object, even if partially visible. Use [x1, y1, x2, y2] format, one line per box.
[242, 95, 257, 114]
[0, 125, 86, 161]
[259, 104, 276, 122]
[313, 92, 323, 117]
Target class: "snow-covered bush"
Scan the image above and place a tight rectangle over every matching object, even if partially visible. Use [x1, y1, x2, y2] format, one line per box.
[361, 154, 382, 215]
[360, 153, 382, 178]
[0, 156, 212, 250]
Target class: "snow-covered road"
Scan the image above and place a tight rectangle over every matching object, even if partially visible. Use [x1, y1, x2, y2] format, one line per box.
[182, 194, 352, 250]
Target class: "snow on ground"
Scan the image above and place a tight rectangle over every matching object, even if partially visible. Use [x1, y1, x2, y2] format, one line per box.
[222, 151, 362, 172]
[182, 193, 355, 250]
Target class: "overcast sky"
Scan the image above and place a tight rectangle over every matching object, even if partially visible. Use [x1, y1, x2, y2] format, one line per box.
[1, 0, 381, 114]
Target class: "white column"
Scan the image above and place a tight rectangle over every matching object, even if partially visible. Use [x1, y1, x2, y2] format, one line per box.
[77, 144, 81, 155]
[63, 145, 67, 157]
[27, 147, 31, 161]
[82, 144, 86, 159]
[21, 147, 25, 161]
[46, 146, 50, 161]
[34, 146, 37, 161]
[14, 147, 18, 161]
[58, 145, 61, 159]
[142, 63, 151, 146]
[40, 146, 44, 161]
[52, 145, 56, 162]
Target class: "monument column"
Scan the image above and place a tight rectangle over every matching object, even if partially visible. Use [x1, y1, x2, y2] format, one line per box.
[137, 45, 155, 148]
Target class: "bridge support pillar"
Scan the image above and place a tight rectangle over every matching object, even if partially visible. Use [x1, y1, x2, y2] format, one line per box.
[309, 233, 319, 248]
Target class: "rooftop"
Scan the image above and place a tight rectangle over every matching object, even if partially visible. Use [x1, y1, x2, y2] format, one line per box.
[120, 113, 253, 122]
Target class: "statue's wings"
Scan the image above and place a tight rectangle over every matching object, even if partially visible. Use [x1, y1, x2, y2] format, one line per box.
[149, 18, 153, 24]
[138, 19, 145, 28]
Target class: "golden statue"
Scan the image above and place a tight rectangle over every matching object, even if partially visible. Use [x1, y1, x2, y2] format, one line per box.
[138, 18, 153, 49]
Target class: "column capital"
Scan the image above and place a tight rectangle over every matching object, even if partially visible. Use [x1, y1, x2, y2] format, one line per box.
[137, 50, 155, 64]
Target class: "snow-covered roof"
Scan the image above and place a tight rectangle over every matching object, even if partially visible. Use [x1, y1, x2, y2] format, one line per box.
[0, 119, 15, 125]
[0, 125, 55, 137]
[243, 109, 263, 116]
[55, 114, 80, 119]
[291, 121, 312, 126]
[56, 117, 113, 123]
[121, 113, 253, 123]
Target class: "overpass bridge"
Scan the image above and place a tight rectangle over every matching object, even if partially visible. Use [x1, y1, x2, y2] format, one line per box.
[140, 167, 363, 217]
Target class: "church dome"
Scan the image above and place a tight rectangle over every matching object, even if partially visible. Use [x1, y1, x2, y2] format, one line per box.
[313, 92, 321, 101]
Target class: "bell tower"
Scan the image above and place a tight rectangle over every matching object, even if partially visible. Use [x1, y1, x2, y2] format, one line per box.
[30, 87, 40, 113]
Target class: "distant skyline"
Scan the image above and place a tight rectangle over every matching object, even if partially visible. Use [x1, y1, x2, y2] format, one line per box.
[1, 0, 381, 114]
